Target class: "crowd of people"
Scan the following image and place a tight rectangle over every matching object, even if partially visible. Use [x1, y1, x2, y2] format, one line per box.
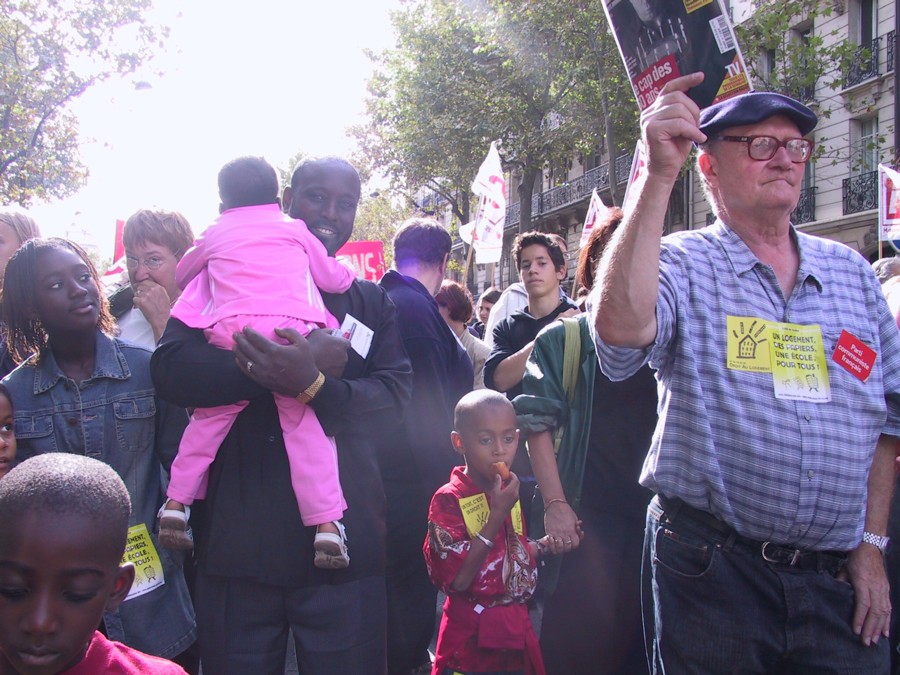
[0, 77, 899, 675]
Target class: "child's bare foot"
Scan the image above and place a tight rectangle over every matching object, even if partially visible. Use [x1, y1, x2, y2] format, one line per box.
[314, 520, 349, 569]
[157, 500, 193, 551]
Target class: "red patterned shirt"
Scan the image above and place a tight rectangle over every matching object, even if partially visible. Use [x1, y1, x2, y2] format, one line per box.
[424, 467, 543, 674]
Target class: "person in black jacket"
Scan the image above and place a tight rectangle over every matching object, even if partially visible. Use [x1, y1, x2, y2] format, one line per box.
[484, 231, 579, 526]
[379, 218, 474, 675]
[151, 157, 412, 675]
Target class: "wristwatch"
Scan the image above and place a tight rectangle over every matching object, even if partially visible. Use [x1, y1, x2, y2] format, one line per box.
[297, 371, 326, 404]
[862, 531, 890, 554]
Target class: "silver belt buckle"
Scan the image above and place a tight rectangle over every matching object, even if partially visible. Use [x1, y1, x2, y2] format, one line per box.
[761, 541, 801, 566]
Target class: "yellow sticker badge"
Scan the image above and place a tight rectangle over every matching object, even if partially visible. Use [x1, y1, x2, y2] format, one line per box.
[121, 523, 165, 601]
[458, 493, 524, 538]
[726, 316, 771, 372]
[767, 323, 831, 402]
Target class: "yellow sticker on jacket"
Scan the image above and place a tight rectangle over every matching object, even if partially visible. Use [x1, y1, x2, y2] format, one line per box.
[459, 493, 524, 539]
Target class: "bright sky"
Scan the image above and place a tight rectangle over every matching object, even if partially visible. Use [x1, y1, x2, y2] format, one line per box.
[28, 0, 401, 261]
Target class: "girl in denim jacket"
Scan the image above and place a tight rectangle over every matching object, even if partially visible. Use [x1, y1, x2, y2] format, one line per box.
[0, 238, 196, 665]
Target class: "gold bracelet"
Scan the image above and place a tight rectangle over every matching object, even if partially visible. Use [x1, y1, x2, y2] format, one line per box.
[474, 531, 495, 549]
[544, 498, 568, 511]
[297, 371, 325, 404]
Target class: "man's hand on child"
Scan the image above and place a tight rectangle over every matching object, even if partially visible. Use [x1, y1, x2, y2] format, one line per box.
[233, 326, 322, 396]
[304, 328, 350, 377]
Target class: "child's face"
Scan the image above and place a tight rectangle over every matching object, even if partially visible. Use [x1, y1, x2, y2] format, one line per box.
[0, 511, 133, 675]
[31, 248, 100, 338]
[0, 393, 15, 480]
[453, 404, 519, 487]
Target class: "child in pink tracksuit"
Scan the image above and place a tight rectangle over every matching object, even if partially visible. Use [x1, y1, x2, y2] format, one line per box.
[158, 156, 355, 568]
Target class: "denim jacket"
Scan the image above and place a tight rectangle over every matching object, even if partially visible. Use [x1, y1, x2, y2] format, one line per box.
[2, 331, 196, 658]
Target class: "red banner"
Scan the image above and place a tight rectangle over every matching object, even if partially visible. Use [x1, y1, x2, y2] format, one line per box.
[336, 240, 386, 282]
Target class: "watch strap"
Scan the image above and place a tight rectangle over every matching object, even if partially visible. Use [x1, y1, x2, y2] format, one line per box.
[297, 371, 325, 404]
[862, 531, 889, 553]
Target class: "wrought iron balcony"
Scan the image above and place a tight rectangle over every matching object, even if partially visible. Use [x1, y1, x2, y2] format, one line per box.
[844, 37, 881, 88]
[505, 153, 632, 229]
[843, 171, 878, 215]
[792, 186, 816, 224]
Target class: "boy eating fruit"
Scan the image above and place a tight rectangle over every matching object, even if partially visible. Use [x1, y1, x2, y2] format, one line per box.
[423, 389, 547, 675]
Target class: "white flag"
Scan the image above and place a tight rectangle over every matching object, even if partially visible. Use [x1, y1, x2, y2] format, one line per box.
[470, 142, 506, 264]
[879, 164, 900, 241]
[458, 221, 475, 245]
[580, 189, 612, 248]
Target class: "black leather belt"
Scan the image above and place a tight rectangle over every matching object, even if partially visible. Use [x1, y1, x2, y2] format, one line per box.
[656, 494, 848, 574]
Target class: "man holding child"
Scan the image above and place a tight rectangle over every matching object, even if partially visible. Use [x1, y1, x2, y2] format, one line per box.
[151, 157, 412, 674]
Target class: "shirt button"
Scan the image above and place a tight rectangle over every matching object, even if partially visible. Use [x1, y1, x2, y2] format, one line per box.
[807, 470, 814, 478]
[804, 415, 811, 422]
[67, 417, 77, 426]
[268, 435, 275, 443]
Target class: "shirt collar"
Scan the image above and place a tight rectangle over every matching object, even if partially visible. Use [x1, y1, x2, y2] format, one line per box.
[712, 219, 824, 292]
[32, 332, 131, 394]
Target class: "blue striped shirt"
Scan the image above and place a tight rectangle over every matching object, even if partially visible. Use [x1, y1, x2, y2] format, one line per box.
[591, 221, 900, 550]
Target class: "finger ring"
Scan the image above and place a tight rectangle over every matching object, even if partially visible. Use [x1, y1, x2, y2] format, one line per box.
[566, 539, 572, 544]
[247, 361, 254, 372]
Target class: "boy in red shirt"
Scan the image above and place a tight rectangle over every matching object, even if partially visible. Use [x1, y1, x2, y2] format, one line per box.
[424, 389, 548, 675]
[0, 454, 187, 675]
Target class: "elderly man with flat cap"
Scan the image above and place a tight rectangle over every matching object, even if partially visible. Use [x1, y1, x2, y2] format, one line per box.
[591, 72, 900, 673]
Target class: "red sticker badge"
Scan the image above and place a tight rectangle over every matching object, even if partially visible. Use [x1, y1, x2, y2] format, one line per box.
[832, 330, 877, 382]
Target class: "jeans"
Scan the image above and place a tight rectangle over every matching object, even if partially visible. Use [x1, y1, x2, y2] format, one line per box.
[645, 496, 889, 674]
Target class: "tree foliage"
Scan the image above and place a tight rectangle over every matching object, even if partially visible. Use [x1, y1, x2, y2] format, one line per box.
[353, 0, 637, 232]
[736, 1, 879, 167]
[352, 192, 416, 268]
[736, 1, 856, 106]
[0, 0, 167, 206]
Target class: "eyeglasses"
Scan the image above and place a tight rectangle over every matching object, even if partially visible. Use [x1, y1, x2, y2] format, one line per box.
[125, 253, 176, 271]
[714, 135, 814, 163]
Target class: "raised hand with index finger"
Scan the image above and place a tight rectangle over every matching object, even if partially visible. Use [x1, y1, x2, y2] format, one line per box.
[641, 72, 708, 181]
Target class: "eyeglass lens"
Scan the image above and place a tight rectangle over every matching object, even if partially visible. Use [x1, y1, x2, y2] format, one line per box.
[749, 137, 812, 162]
[126, 256, 165, 270]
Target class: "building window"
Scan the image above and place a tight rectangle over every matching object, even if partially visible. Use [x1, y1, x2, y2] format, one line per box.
[845, 0, 880, 87]
[758, 47, 777, 86]
[844, 114, 880, 215]
[854, 0, 876, 46]
[801, 156, 814, 193]
[793, 158, 816, 224]
[792, 27, 814, 100]
[851, 117, 879, 175]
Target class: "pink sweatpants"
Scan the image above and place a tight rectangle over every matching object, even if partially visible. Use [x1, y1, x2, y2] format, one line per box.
[167, 315, 347, 526]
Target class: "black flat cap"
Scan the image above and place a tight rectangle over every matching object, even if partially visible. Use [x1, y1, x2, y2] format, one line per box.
[699, 92, 818, 138]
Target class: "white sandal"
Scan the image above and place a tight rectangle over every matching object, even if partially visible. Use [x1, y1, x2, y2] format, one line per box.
[314, 521, 350, 569]
[157, 503, 194, 551]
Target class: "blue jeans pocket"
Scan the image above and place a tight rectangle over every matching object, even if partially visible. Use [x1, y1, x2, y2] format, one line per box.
[654, 525, 716, 578]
